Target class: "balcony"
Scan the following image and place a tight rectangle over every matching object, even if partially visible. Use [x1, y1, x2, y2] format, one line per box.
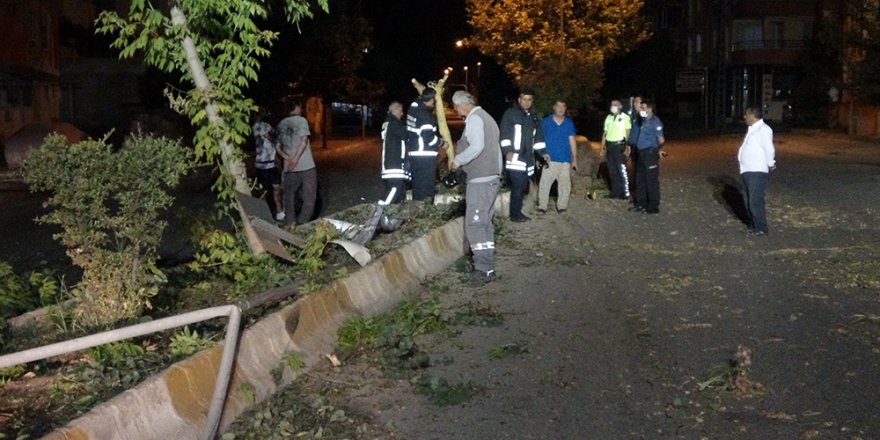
[728, 39, 806, 65]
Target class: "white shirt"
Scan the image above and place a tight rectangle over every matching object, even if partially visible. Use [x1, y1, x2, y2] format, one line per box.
[738, 119, 776, 173]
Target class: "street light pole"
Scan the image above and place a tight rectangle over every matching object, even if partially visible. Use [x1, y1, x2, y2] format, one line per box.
[464, 66, 469, 89]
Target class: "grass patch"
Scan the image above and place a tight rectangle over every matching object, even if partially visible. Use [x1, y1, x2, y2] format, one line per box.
[454, 300, 505, 327]
[487, 343, 528, 360]
[413, 375, 479, 406]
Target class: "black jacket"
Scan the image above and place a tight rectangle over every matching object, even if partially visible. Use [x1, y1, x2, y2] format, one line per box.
[381, 113, 409, 180]
[406, 100, 441, 157]
[500, 105, 545, 175]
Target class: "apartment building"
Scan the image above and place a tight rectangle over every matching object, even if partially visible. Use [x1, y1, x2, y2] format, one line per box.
[646, 0, 824, 127]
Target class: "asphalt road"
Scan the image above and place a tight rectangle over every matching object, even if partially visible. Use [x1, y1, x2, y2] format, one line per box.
[305, 129, 880, 440]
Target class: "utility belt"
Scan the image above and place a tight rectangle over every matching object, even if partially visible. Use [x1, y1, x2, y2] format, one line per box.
[606, 139, 626, 145]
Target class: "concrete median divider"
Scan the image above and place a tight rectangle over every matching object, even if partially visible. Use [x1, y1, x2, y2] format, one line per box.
[42, 216, 466, 440]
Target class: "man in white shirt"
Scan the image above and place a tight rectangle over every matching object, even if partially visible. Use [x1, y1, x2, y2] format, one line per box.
[738, 107, 777, 235]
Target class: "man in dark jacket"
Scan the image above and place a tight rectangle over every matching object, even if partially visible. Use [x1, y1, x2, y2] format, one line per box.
[379, 101, 409, 205]
[406, 88, 444, 203]
[500, 88, 545, 222]
[450, 90, 503, 287]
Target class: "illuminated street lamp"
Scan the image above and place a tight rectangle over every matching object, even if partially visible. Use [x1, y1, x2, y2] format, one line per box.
[477, 61, 482, 78]
[464, 65, 469, 87]
[455, 40, 464, 48]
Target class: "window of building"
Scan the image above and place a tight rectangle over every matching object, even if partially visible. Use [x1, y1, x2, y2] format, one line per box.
[732, 19, 763, 50]
[770, 21, 784, 49]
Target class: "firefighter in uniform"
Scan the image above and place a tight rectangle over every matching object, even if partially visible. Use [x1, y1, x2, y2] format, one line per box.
[601, 99, 632, 200]
[500, 88, 545, 222]
[379, 101, 409, 205]
[406, 88, 444, 203]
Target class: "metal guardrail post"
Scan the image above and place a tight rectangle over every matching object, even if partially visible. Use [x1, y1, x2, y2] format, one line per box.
[201, 305, 241, 440]
[0, 305, 244, 440]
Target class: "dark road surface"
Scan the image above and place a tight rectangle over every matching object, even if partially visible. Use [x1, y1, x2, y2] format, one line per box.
[300, 129, 880, 440]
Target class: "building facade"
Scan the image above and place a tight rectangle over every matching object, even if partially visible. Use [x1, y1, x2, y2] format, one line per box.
[646, 0, 826, 127]
[0, 0, 61, 140]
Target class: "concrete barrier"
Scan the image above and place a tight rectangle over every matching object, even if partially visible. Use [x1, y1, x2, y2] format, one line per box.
[42, 216, 466, 440]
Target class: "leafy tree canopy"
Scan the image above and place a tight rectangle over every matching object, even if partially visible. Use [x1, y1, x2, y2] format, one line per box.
[465, 0, 649, 111]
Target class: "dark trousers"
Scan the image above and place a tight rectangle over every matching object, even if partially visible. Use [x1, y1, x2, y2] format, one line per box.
[282, 168, 317, 225]
[741, 172, 770, 233]
[409, 157, 436, 203]
[628, 146, 639, 201]
[635, 148, 660, 211]
[379, 178, 406, 205]
[506, 170, 529, 218]
[606, 141, 629, 199]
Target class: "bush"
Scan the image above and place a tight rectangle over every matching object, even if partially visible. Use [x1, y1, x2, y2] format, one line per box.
[22, 133, 191, 327]
[0, 261, 63, 319]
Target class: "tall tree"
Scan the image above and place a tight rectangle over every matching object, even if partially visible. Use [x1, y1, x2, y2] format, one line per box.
[465, 0, 649, 111]
[845, 0, 880, 103]
[97, 0, 329, 253]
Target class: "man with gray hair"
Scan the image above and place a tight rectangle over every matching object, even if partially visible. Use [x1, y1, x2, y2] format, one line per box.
[450, 90, 503, 286]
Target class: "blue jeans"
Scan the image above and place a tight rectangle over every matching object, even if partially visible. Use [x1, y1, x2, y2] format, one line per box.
[741, 172, 769, 233]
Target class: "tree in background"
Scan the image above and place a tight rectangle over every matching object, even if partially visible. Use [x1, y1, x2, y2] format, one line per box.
[791, 8, 843, 126]
[845, 0, 880, 103]
[96, 0, 329, 254]
[253, 12, 384, 134]
[465, 0, 649, 111]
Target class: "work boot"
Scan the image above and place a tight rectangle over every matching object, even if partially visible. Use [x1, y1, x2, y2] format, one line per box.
[466, 270, 496, 287]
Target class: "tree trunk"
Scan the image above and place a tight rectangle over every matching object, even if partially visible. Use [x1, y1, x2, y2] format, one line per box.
[170, 5, 265, 255]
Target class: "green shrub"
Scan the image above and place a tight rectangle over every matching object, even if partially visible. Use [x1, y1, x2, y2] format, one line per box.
[189, 229, 286, 300]
[0, 261, 64, 319]
[0, 261, 34, 318]
[295, 220, 339, 276]
[22, 133, 191, 327]
[169, 326, 215, 358]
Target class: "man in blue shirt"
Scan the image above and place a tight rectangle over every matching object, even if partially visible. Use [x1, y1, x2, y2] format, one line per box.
[633, 99, 665, 214]
[538, 99, 578, 213]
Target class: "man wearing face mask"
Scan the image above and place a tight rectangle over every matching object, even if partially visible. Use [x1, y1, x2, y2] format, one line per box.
[626, 95, 643, 208]
[633, 99, 664, 214]
[601, 99, 632, 200]
[500, 88, 545, 222]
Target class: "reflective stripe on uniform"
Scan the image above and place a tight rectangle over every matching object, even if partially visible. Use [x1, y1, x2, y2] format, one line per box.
[513, 124, 522, 151]
[378, 187, 397, 206]
[471, 241, 495, 251]
[409, 151, 438, 157]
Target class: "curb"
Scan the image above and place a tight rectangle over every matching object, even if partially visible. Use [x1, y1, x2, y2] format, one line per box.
[42, 216, 466, 440]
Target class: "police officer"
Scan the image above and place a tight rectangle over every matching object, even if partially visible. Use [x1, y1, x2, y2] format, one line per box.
[633, 99, 665, 214]
[601, 99, 632, 200]
[500, 88, 545, 222]
[406, 89, 444, 203]
[626, 95, 643, 208]
[379, 101, 409, 205]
